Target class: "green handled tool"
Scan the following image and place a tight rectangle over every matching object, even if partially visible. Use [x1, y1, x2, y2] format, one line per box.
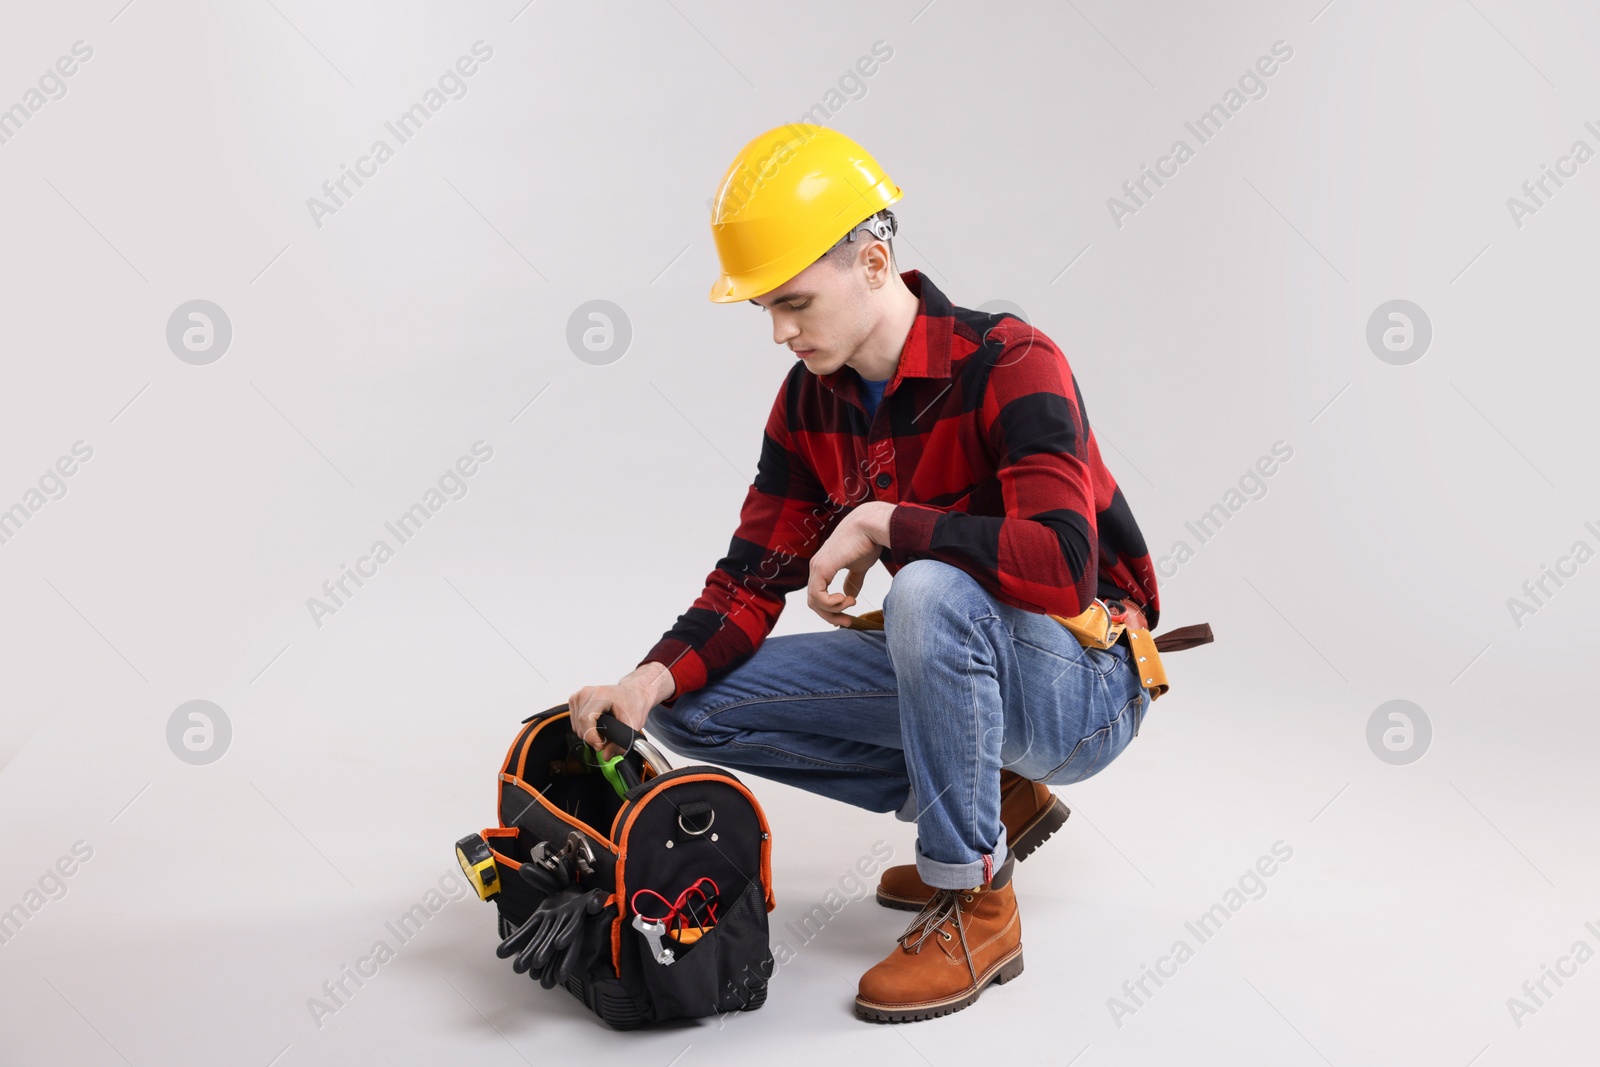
[591, 748, 630, 798]
[579, 712, 642, 799]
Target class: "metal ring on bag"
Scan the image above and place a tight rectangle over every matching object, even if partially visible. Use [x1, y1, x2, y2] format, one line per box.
[677, 808, 714, 836]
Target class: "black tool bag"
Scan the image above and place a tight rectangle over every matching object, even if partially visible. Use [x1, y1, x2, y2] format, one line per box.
[455, 703, 776, 1028]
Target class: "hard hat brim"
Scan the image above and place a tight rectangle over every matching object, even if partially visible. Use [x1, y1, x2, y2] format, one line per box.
[708, 181, 902, 303]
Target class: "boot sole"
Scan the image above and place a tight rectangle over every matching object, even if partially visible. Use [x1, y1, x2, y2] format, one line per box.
[854, 946, 1025, 1022]
[874, 796, 1070, 911]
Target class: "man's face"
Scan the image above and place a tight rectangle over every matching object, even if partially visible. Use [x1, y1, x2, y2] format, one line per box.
[748, 248, 875, 377]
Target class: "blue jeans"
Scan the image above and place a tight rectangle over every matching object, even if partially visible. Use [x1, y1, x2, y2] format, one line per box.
[645, 559, 1151, 891]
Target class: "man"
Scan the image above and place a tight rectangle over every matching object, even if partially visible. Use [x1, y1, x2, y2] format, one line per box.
[565, 124, 1162, 1022]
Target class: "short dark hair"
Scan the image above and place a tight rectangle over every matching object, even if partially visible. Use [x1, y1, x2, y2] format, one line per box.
[820, 209, 897, 270]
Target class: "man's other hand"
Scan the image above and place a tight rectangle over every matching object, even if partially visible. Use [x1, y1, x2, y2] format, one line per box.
[809, 501, 894, 627]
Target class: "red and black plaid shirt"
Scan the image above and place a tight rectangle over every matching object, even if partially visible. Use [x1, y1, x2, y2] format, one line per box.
[640, 269, 1160, 706]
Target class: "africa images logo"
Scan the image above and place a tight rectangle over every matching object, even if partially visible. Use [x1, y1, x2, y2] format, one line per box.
[1106, 40, 1294, 228]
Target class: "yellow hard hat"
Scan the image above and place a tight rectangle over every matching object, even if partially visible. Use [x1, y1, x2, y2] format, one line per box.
[708, 124, 902, 303]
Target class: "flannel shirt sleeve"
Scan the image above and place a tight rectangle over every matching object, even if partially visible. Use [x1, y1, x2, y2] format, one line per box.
[637, 372, 839, 708]
[887, 325, 1097, 618]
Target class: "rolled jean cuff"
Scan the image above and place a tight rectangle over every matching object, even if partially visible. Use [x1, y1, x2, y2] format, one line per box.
[914, 822, 1010, 890]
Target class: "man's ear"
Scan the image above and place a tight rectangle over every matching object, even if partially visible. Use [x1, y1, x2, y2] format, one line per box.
[862, 239, 894, 289]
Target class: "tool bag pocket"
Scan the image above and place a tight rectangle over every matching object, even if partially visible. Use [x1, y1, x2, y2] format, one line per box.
[480, 827, 548, 924]
[612, 767, 776, 1023]
[629, 873, 772, 1019]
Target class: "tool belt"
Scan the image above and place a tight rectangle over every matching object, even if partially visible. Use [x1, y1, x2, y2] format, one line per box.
[844, 597, 1212, 701]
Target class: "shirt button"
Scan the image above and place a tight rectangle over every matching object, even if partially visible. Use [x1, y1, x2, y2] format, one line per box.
[875, 473, 892, 488]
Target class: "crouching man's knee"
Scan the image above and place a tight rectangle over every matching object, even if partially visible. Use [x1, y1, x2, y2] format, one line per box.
[884, 559, 974, 620]
[883, 559, 989, 655]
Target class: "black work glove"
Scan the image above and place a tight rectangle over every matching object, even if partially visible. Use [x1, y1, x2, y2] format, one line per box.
[496, 887, 611, 989]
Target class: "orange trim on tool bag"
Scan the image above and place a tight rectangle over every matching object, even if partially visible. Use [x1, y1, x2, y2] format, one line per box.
[497, 723, 524, 778]
[495, 711, 608, 847]
[496, 710, 569, 798]
[483, 826, 521, 868]
[608, 773, 775, 975]
[496, 718, 540, 821]
[499, 772, 619, 851]
[509, 716, 555, 782]
[497, 711, 662, 827]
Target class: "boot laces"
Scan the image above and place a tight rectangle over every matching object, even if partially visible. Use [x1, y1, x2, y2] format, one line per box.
[897, 887, 981, 987]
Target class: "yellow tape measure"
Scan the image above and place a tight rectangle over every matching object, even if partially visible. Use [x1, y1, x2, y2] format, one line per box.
[455, 833, 501, 900]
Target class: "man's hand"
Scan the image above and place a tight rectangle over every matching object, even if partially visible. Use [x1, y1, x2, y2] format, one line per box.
[567, 662, 674, 760]
[808, 501, 895, 627]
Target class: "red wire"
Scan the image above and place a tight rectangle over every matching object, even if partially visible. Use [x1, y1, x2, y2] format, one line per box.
[631, 876, 720, 937]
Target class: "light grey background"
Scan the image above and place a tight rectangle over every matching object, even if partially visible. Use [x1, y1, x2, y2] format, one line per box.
[2, 0, 1596, 1063]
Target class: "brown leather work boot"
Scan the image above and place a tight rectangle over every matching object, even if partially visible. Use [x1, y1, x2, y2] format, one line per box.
[855, 850, 1024, 1022]
[876, 768, 1068, 911]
